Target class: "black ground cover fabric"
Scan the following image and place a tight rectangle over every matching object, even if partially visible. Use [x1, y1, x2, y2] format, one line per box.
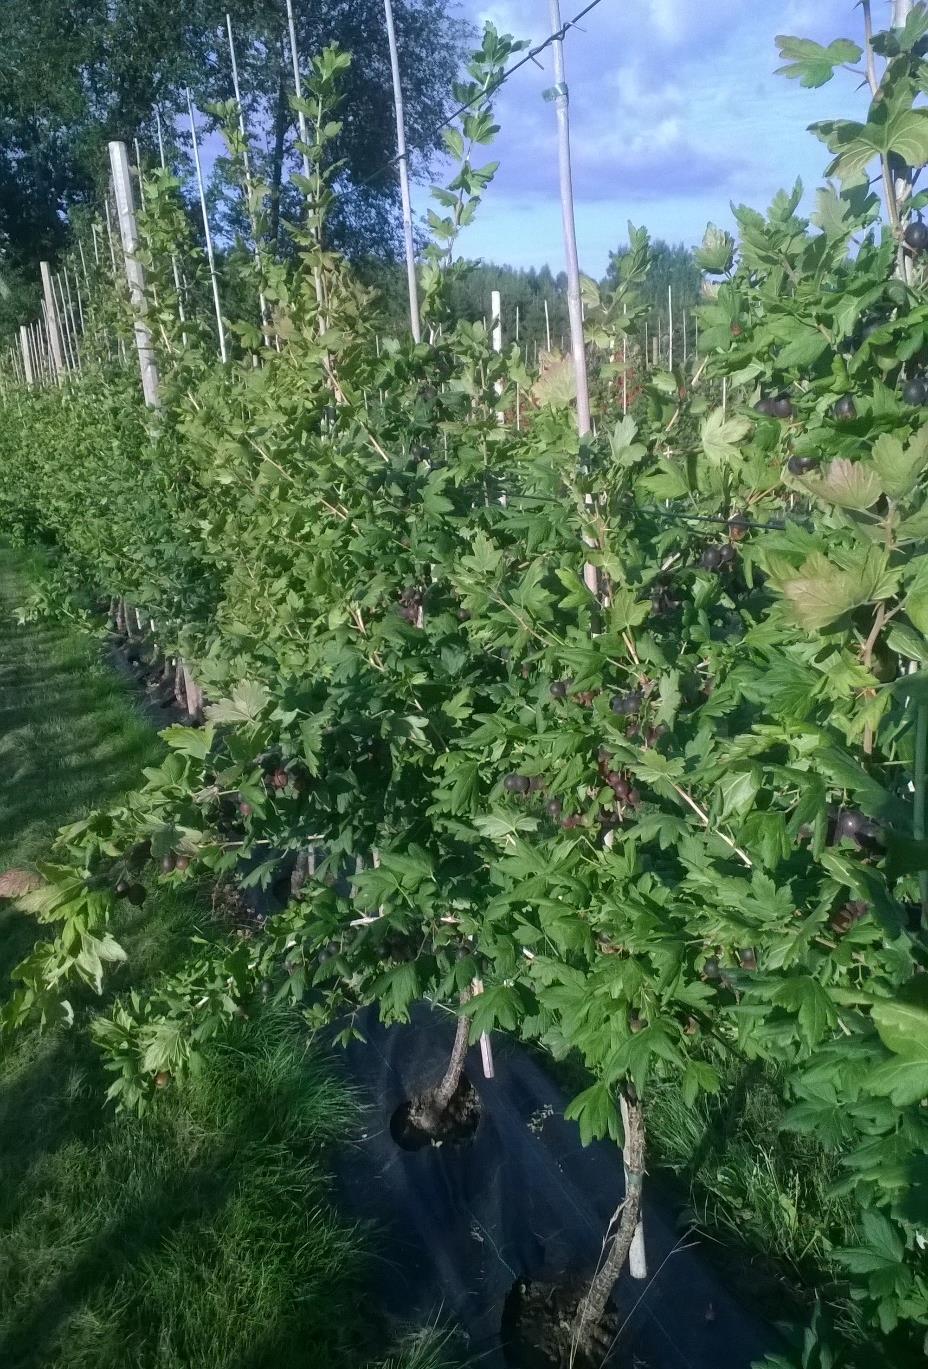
[334, 1003, 783, 1368]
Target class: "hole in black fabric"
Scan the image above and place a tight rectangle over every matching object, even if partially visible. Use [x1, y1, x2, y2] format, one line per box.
[501, 1279, 623, 1369]
[389, 1075, 481, 1152]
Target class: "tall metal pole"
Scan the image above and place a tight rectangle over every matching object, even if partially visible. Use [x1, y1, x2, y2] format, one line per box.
[155, 107, 189, 347]
[546, 4, 590, 433]
[186, 89, 229, 364]
[667, 285, 674, 370]
[383, 0, 421, 342]
[39, 262, 66, 381]
[226, 13, 272, 349]
[285, 0, 312, 184]
[108, 139, 161, 407]
[547, 0, 596, 602]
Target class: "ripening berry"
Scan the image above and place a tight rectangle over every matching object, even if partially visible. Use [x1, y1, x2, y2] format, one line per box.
[904, 219, 928, 252]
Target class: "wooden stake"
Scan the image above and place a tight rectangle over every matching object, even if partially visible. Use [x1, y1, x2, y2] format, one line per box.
[40, 262, 66, 381]
[109, 139, 161, 408]
[186, 89, 228, 363]
[19, 326, 34, 386]
[544, 297, 551, 352]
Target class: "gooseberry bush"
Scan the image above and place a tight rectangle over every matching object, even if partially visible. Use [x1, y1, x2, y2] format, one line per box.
[3, 9, 928, 1365]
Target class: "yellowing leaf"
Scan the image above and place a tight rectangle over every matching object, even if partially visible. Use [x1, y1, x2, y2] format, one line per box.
[774, 548, 889, 630]
[798, 458, 883, 509]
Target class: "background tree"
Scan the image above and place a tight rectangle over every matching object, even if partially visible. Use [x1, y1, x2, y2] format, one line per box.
[0, 0, 469, 332]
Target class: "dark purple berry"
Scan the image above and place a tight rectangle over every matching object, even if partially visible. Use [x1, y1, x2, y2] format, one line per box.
[902, 377, 928, 406]
[754, 397, 775, 415]
[546, 797, 563, 819]
[787, 456, 817, 476]
[833, 395, 857, 421]
[700, 547, 723, 571]
[549, 680, 569, 700]
[904, 219, 928, 252]
[611, 690, 642, 716]
[772, 396, 794, 419]
[503, 773, 531, 795]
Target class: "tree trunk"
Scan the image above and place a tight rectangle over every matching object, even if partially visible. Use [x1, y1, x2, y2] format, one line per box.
[571, 1091, 645, 1348]
[268, 58, 288, 254]
[432, 989, 472, 1112]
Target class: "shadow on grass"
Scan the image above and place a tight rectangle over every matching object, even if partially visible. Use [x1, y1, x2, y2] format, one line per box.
[0, 551, 395, 1369]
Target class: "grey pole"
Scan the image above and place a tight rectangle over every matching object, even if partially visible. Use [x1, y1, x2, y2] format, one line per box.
[384, 0, 421, 342]
[226, 13, 272, 350]
[186, 89, 229, 364]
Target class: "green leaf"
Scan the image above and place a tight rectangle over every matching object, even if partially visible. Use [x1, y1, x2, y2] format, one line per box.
[205, 680, 269, 724]
[694, 223, 736, 274]
[771, 976, 837, 1047]
[716, 768, 759, 821]
[701, 409, 752, 465]
[869, 1055, 928, 1106]
[564, 1081, 621, 1146]
[872, 997, 928, 1056]
[905, 556, 928, 636]
[775, 35, 862, 88]
[872, 428, 928, 499]
[832, 1210, 904, 1273]
[887, 622, 928, 664]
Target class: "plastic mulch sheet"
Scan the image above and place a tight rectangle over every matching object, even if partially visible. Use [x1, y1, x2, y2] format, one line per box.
[333, 1002, 783, 1368]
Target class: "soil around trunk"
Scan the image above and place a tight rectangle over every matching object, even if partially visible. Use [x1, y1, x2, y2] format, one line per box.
[502, 1279, 627, 1369]
[390, 1074, 481, 1151]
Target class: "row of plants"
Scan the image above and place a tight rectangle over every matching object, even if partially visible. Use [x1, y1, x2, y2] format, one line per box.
[2, 9, 928, 1366]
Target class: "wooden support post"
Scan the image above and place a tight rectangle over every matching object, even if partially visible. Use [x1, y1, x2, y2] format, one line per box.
[40, 262, 66, 381]
[19, 326, 34, 386]
[109, 139, 161, 408]
[384, 0, 421, 343]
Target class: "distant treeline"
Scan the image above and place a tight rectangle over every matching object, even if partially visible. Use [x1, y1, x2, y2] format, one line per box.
[360, 241, 704, 357]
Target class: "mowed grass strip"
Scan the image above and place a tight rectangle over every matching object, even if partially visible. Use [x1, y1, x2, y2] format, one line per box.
[0, 549, 454, 1369]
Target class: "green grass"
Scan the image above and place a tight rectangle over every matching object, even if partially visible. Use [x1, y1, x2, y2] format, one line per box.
[0, 548, 454, 1369]
[0, 547, 160, 871]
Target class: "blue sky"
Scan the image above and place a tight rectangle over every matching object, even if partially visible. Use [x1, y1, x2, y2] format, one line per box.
[410, 0, 875, 274]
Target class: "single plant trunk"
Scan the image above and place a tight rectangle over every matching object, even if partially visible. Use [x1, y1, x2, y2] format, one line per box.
[432, 990, 472, 1113]
[571, 1091, 646, 1349]
[268, 59, 288, 254]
